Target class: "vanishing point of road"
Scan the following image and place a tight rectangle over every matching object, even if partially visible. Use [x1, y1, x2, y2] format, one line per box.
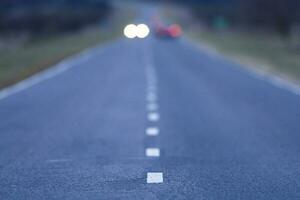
[0, 9, 300, 200]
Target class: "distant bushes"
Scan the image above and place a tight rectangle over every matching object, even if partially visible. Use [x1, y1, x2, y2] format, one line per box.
[0, 0, 111, 35]
[238, 0, 300, 37]
[189, 0, 300, 37]
[191, 4, 238, 27]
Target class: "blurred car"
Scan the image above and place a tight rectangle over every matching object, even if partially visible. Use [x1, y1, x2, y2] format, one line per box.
[154, 23, 182, 38]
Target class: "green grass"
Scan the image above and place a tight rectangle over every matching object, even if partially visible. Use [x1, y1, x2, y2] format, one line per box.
[191, 31, 300, 81]
[162, 4, 300, 82]
[0, 29, 115, 88]
[0, 7, 135, 89]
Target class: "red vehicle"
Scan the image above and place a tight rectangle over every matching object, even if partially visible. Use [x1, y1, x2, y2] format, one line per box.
[154, 23, 182, 38]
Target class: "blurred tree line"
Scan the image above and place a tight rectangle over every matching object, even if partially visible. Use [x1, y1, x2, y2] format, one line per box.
[238, 0, 300, 37]
[169, 0, 300, 38]
[0, 0, 111, 35]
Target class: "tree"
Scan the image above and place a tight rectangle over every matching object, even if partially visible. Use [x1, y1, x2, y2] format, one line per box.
[239, 0, 300, 37]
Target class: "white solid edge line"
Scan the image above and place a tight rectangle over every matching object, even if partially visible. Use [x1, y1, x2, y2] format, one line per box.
[0, 55, 89, 101]
[0, 39, 115, 101]
[183, 37, 300, 96]
[147, 172, 163, 183]
[0, 62, 72, 100]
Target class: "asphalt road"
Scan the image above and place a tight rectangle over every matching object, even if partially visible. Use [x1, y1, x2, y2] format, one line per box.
[1, 13, 300, 200]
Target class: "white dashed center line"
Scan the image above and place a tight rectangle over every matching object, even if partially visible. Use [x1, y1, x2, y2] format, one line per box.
[146, 93, 157, 102]
[147, 103, 158, 111]
[144, 40, 164, 184]
[147, 172, 164, 184]
[147, 84, 156, 91]
[145, 148, 160, 157]
[146, 127, 159, 136]
[148, 112, 160, 122]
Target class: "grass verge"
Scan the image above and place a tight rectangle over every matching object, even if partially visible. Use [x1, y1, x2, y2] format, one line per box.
[191, 30, 300, 83]
[0, 8, 134, 89]
[0, 30, 112, 88]
[162, 4, 300, 84]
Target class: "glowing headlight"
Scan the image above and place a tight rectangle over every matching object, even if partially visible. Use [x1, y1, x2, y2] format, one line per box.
[124, 24, 137, 39]
[136, 24, 150, 38]
[123, 23, 150, 39]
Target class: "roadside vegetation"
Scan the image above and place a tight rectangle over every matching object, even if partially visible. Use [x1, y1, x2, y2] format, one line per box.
[191, 30, 300, 81]
[164, 0, 300, 83]
[0, 0, 134, 89]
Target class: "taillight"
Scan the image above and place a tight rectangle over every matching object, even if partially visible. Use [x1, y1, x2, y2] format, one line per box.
[169, 24, 182, 37]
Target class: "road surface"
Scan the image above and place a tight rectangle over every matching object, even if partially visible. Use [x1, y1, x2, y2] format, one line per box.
[0, 9, 300, 200]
